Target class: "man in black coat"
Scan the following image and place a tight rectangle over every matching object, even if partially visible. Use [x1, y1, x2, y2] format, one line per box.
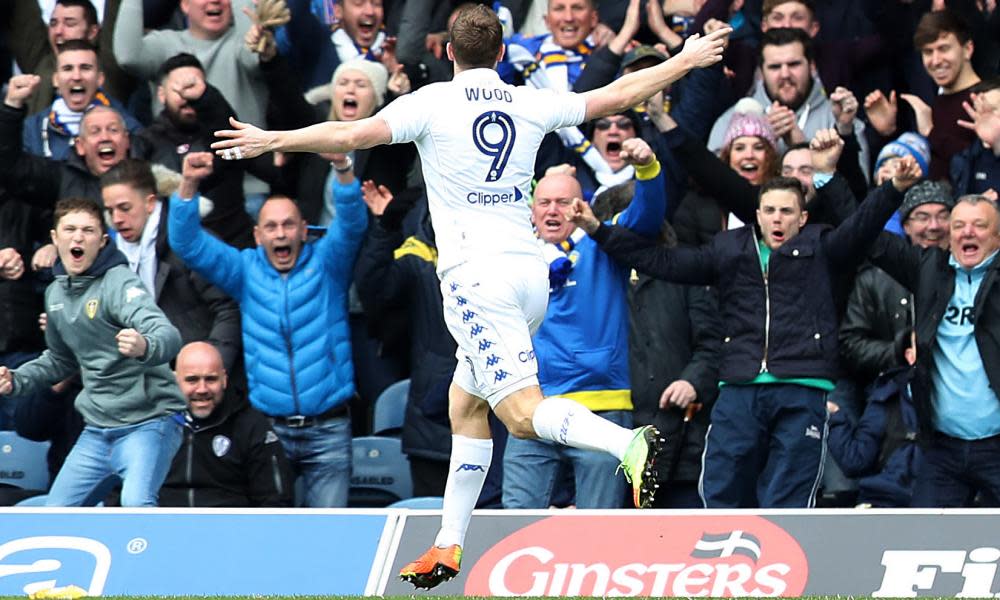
[571, 139, 922, 508]
[99, 159, 242, 373]
[160, 342, 293, 507]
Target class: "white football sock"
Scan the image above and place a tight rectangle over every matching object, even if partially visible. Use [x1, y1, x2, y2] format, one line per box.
[434, 435, 493, 549]
[531, 396, 634, 460]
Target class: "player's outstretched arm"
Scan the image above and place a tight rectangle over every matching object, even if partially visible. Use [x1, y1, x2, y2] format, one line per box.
[212, 115, 393, 160]
[582, 27, 731, 121]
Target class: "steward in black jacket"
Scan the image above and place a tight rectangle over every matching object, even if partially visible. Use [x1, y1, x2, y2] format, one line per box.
[160, 343, 293, 507]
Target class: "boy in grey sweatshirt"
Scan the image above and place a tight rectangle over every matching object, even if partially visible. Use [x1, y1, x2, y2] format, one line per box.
[0, 198, 185, 506]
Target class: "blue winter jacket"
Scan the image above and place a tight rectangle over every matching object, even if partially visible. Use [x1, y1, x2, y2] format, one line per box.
[168, 179, 367, 417]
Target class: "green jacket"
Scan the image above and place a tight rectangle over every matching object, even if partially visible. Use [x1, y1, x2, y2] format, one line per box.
[13, 245, 185, 427]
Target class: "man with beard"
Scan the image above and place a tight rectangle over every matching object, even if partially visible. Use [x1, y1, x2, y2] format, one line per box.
[708, 27, 870, 181]
[160, 342, 293, 507]
[22, 40, 141, 161]
[135, 53, 270, 248]
[168, 151, 367, 508]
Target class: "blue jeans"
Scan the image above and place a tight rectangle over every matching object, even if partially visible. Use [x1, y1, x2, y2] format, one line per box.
[46, 414, 183, 507]
[272, 416, 352, 507]
[911, 432, 1000, 507]
[502, 410, 631, 508]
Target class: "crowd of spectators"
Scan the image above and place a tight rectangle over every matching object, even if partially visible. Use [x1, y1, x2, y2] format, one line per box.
[0, 0, 998, 509]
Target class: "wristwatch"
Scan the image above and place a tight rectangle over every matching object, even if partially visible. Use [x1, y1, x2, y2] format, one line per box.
[333, 156, 353, 173]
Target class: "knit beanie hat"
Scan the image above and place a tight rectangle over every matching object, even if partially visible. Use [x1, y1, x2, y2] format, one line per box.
[331, 58, 389, 107]
[875, 132, 930, 178]
[722, 98, 778, 152]
[899, 180, 954, 220]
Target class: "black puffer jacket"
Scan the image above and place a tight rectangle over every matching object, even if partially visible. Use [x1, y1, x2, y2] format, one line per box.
[159, 389, 294, 508]
[594, 181, 905, 383]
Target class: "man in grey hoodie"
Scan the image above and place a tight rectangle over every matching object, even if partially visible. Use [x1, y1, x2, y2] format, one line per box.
[0, 197, 185, 506]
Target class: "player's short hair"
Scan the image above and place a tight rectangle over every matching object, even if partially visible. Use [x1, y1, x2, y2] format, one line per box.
[913, 9, 971, 48]
[156, 53, 205, 84]
[54, 197, 106, 234]
[759, 27, 814, 65]
[55, 0, 99, 27]
[449, 4, 503, 69]
[762, 0, 815, 20]
[759, 176, 806, 210]
[100, 159, 157, 197]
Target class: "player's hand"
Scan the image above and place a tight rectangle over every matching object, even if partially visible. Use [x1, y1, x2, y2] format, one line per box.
[567, 198, 600, 235]
[31, 243, 57, 271]
[361, 180, 393, 216]
[890, 155, 922, 192]
[659, 379, 696, 409]
[830, 86, 859, 135]
[180, 152, 214, 198]
[864, 89, 898, 137]
[213, 117, 274, 161]
[0, 248, 25, 280]
[4, 74, 41, 109]
[809, 128, 844, 174]
[0, 366, 12, 395]
[620, 137, 654, 167]
[116, 328, 148, 358]
[677, 26, 731, 70]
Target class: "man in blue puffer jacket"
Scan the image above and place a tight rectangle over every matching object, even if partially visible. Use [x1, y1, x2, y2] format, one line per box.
[167, 151, 367, 507]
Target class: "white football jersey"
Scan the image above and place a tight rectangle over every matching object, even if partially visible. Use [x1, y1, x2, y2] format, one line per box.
[378, 68, 587, 274]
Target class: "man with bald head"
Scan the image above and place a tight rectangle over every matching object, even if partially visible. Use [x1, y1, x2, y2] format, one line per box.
[166, 152, 368, 507]
[160, 342, 293, 507]
[870, 194, 1000, 507]
[501, 137, 665, 509]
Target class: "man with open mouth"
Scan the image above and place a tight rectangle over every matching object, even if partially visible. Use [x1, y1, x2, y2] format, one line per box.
[866, 190, 1000, 508]
[572, 137, 923, 509]
[167, 150, 367, 509]
[0, 198, 186, 506]
[21, 40, 142, 162]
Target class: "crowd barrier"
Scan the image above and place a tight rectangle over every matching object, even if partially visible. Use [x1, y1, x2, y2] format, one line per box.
[1, 508, 998, 597]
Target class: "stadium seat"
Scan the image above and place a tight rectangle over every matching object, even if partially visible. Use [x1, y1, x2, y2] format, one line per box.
[0, 431, 50, 491]
[388, 496, 444, 509]
[373, 379, 409, 436]
[349, 436, 412, 507]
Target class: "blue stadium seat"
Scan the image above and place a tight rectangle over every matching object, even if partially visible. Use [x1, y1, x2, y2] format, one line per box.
[373, 379, 410, 436]
[349, 436, 412, 507]
[0, 431, 50, 491]
[388, 496, 443, 509]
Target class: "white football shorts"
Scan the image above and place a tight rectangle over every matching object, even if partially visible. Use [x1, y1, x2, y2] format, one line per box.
[440, 255, 549, 408]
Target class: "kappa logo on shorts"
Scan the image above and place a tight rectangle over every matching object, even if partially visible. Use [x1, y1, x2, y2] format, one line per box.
[456, 463, 486, 473]
[456, 296, 468, 306]
[450, 282, 460, 292]
[485, 354, 501, 367]
[479, 339, 495, 352]
[470, 324, 486, 337]
[494, 369, 510, 383]
[462, 310, 478, 323]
